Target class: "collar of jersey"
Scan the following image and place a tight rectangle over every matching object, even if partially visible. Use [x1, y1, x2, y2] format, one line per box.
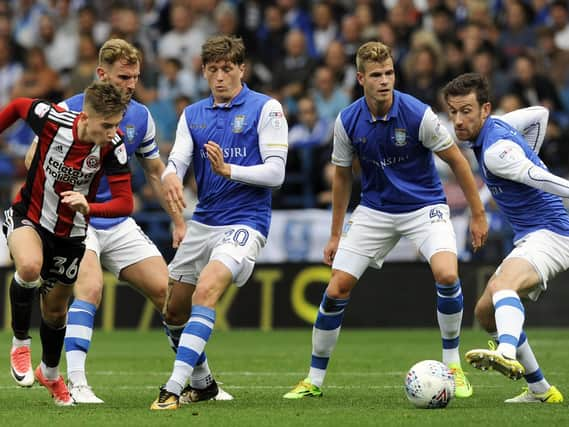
[362, 89, 400, 123]
[471, 116, 494, 148]
[206, 83, 249, 109]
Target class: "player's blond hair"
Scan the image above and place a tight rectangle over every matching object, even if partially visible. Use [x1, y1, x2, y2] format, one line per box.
[98, 38, 140, 67]
[84, 81, 128, 117]
[355, 41, 393, 72]
[201, 35, 245, 66]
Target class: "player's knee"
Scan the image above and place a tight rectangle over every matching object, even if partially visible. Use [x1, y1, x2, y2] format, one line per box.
[162, 302, 188, 325]
[192, 285, 220, 308]
[42, 306, 68, 327]
[433, 271, 458, 286]
[74, 279, 103, 306]
[17, 261, 42, 283]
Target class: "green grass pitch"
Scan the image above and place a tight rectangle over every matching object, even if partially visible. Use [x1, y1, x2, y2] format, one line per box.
[0, 329, 568, 426]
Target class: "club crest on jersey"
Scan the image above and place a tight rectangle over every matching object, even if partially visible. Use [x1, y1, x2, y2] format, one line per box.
[85, 155, 100, 170]
[394, 128, 407, 146]
[232, 115, 245, 133]
[125, 125, 135, 143]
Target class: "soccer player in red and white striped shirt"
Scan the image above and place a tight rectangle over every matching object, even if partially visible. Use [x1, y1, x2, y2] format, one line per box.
[0, 81, 133, 406]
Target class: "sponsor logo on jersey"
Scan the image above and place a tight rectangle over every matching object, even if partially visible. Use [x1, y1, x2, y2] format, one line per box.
[232, 115, 246, 133]
[394, 128, 407, 146]
[269, 111, 283, 129]
[46, 157, 95, 185]
[125, 125, 135, 143]
[55, 144, 64, 154]
[33, 102, 50, 119]
[200, 146, 248, 159]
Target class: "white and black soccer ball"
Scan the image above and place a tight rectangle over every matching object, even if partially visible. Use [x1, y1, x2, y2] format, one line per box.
[404, 360, 455, 409]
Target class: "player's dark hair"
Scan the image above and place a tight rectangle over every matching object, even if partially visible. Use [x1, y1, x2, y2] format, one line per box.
[442, 73, 490, 105]
[83, 81, 128, 118]
[201, 35, 245, 66]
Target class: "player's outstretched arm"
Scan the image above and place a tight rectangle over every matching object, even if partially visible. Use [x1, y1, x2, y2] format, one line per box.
[436, 144, 488, 251]
[485, 140, 569, 198]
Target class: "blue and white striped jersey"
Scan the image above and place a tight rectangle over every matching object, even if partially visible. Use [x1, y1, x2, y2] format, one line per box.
[62, 94, 159, 229]
[332, 90, 454, 213]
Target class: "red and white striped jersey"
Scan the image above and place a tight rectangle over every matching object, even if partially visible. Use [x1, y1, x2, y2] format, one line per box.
[9, 99, 130, 238]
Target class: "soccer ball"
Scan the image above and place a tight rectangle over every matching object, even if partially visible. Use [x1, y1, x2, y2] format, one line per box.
[404, 360, 455, 409]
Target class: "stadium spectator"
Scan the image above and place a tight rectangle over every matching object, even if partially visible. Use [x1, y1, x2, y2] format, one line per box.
[469, 46, 511, 105]
[550, 0, 569, 50]
[443, 72, 565, 404]
[0, 36, 22, 108]
[311, 65, 351, 123]
[11, 47, 62, 103]
[322, 40, 358, 101]
[4, 81, 132, 406]
[151, 35, 288, 410]
[273, 28, 317, 114]
[280, 95, 333, 208]
[255, 4, 289, 72]
[76, 4, 110, 46]
[509, 53, 565, 117]
[496, 0, 536, 66]
[283, 41, 487, 401]
[65, 34, 98, 98]
[157, 2, 206, 72]
[310, 2, 339, 59]
[37, 13, 78, 76]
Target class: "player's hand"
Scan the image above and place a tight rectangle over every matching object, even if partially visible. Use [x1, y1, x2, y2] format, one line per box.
[469, 212, 488, 252]
[205, 141, 231, 178]
[163, 173, 186, 214]
[323, 235, 341, 266]
[172, 220, 186, 249]
[61, 191, 89, 215]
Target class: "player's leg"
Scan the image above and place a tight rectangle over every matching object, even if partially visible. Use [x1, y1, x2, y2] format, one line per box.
[505, 331, 563, 403]
[284, 268, 357, 400]
[5, 224, 43, 387]
[466, 258, 538, 379]
[64, 248, 105, 403]
[151, 224, 263, 410]
[285, 206, 394, 399]
[476, 281, 562, 402]
[410, 204, 472, 396]
[152, 263, 233, 410]
[37, 282, 75, 406]
[162, 279, 232, 402]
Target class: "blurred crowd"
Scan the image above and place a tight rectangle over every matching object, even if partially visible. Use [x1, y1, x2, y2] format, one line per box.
[0, 0, 568, 261]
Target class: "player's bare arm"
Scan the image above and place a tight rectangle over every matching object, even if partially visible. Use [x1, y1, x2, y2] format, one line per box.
[324, 165, 352, 266]
[24, 140, 37, 169]
[436, 143, 488, 251]
[141, 156, 186, 247]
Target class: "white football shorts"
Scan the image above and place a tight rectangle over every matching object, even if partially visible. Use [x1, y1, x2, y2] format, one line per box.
[332, 204, 457, 279]
[85, 217, 162, 277]
[168, 221, 266, 287]
[501, 229, 569, 301]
